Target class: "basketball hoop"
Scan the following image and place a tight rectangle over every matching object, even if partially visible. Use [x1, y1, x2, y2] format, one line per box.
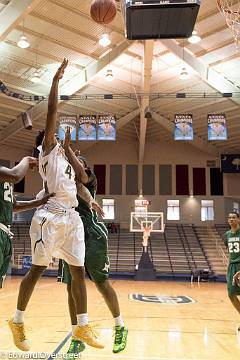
[217, 0, 240, 47]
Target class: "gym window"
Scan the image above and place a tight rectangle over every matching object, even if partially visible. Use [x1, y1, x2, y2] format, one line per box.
[167, 200, 180, 220]
[201, 200, 214, 221]
[233, 202, 239, 214]
[102, 199, 115, 220]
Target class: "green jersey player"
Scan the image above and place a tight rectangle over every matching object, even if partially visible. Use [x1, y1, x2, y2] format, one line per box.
[225, 212, 240, 330]
[58, 128, 128, 358]
[0, 156, 51, 288]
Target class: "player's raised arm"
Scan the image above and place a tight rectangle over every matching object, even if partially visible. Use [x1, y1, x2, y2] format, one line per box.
[63, 127, 89, 183]
[0, 157, 37, 184]
[43, 58, 68, 155]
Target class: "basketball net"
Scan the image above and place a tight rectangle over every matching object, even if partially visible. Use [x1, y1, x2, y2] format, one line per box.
[142, 226, 151, 248]
[217, 0, 240, 47]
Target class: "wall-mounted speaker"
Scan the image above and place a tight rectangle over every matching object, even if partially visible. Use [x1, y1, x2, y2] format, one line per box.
[21, 112, 32, 130]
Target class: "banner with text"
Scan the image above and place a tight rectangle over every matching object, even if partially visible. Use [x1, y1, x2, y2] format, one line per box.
[97, 115, 116, 141]
[174, 114, 193, 140]
[78, 115, 97, 141]
[208, 113, 227, 141]
[58, 115, 77, 141]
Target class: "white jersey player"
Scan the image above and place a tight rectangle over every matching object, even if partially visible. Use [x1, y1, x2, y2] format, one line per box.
[38, 143, 78, 209]
[9, 59, 104, 352]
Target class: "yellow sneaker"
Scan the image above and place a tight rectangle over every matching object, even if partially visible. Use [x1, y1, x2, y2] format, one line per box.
[73, 324, 104, 349]
[8, 318, 30, 351]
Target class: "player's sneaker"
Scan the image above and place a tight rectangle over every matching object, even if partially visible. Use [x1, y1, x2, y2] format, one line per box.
[73, 324, 104, 349]
[113, 325, 128, 353]
[8, 318, 30, 351]
[65, 338, 85, 359]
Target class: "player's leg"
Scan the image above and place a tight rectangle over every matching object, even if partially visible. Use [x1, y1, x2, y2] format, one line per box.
[8, 264, 46, 351]
[229, 294, 240, 313]
[9, 209, 51, 351]
[58, 260, 85, 358]
[85, 224, 128, 353]
[61, 212, 104, 349]
[0, 231, 12, 289]
[227, 263, 240, 329]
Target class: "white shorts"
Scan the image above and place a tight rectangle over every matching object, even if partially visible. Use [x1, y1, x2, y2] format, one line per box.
[30, 206, 85, 267]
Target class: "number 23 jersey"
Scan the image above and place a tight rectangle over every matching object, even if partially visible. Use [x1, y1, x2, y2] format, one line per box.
[225, 229, 240, 264]
[39, 143, 78, 209]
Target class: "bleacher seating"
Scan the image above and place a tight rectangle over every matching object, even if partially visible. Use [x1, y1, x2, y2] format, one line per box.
[11, 222, 229, 278]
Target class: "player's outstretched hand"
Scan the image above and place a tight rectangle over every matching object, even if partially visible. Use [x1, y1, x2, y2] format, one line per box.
[74, 149, 81, 157]
[27, 156, 38, 169]
[92, 201, 105, 218]
[54, 58, 68, 80]
[232, 271, 240, 286]
[63, 126, 71, 149]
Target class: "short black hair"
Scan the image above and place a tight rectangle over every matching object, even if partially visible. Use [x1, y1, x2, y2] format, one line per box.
[77, 155, 88, 168]
[228, 212, 239, 218]
[35, 130, 45, 147]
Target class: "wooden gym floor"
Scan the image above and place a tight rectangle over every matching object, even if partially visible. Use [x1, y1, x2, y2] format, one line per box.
[0, 276, 240, 359]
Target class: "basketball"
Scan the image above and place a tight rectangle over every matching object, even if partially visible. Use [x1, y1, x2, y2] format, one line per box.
[90, 0, 117, 25]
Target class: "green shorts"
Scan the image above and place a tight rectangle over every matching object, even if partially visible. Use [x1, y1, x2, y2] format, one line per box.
[227, 262, 240, 296]
[0, 229, 12, 288]
[58, 221, 110, 284]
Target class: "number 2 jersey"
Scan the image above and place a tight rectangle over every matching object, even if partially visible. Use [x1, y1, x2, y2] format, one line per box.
[39, 143, 78, 209]
[0, 182, 13, 226]
[225, 229, 240, 264]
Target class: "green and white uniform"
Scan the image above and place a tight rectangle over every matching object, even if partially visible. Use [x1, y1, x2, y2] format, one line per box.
[0, 182, 13, 288]
[225, 229, 240, 295]
[58, 169, 109, 284]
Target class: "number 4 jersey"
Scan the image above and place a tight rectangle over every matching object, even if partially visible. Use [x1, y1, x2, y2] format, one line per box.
[39, 143, 78, 209]
[0, 182, 13, 226]
[225, 229, 240, 264]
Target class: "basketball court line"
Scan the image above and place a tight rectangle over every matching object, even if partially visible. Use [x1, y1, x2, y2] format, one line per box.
[0, 283, 53, 299]
[47, 331, 72, 360]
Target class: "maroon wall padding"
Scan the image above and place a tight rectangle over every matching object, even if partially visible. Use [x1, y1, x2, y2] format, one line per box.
[193, 168, 206, 196]
[93, 164, 106, 195]
[176, 165, 189, 195]
[210, 168, 223, 195]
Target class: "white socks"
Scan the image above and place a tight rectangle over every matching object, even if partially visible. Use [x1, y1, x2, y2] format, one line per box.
[72, 324, 77, 334]
[13, 309, 25, 324]
[77, 313, 88, 327]
[114, 315, 124, 327]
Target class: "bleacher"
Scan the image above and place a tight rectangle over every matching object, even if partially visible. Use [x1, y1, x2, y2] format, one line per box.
[11, 222, 229, 279]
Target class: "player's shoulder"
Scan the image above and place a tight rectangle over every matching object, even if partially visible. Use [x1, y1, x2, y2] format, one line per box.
[225, 230, 231, 237]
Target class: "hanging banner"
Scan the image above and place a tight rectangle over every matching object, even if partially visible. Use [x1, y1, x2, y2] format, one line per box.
[221, 154, 240, 173]
[58, 115, 77, 141]
[78, 115, 97, 141]
[208, 113, 227, 140]
[174, 114, 193, 140]
[97, 115, 116, 141]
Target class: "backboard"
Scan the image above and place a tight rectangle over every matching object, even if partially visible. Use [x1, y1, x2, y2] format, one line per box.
[130, 212, 164, 233]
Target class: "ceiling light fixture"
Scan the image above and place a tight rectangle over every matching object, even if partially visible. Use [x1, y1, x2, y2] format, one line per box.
[179, 42, 189, 80]
[179, 67, 189, 80]
[99, 33, 111, 47]
[188, 30, 201, 44]
[17, 35, 30, 49]
[31, 71, 41, 83]
[105, 68, 114, 82]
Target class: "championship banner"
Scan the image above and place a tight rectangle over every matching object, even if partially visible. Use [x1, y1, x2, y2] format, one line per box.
[208, 113, 227, 140]
[97, 115, 116, 141]
[58, 115, 77, 141]
[221, 154, 240, 173]
[174, 114, 193, 140]
[78, 115, 97, 141]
